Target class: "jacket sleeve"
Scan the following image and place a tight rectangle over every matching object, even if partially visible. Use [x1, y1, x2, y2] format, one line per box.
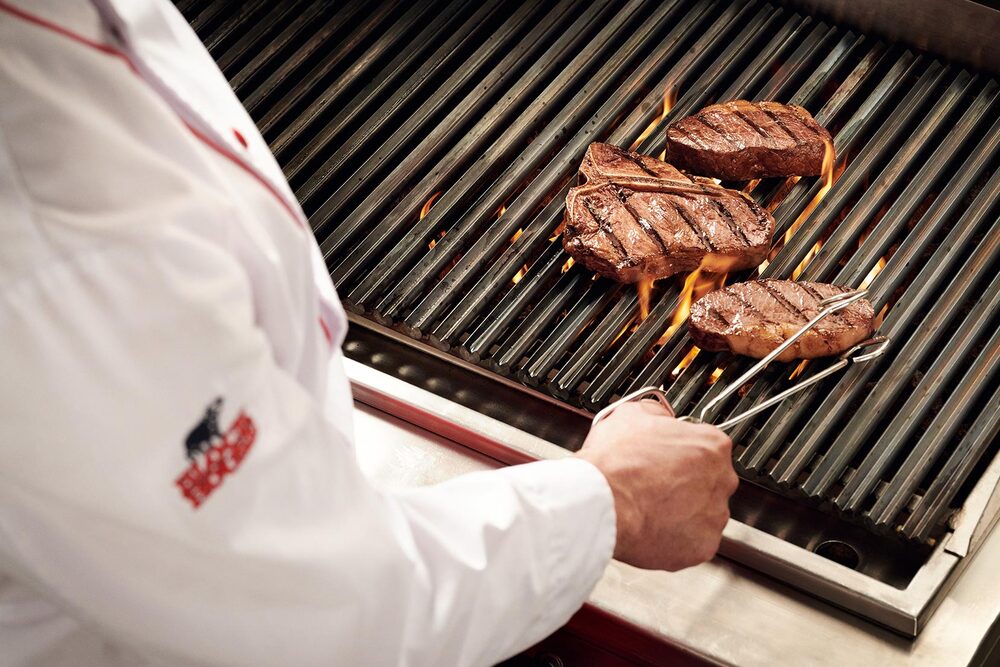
[0, 230, 616, 667]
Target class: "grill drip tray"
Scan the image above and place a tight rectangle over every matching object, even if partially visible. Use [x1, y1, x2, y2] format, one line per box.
[344, 316, 974, 635]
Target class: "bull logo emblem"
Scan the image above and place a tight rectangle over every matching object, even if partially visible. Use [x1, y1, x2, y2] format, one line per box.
[185, 397, 223, 461]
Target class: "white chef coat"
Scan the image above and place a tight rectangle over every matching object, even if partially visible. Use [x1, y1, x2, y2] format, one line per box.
[0, 1, 617, 665]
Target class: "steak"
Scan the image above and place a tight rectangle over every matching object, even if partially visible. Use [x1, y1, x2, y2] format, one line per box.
[664, 100, 833, 180]
[579, 142, 689, 183]
[563, 174, 774, 283]
[689, 280, 875, 361]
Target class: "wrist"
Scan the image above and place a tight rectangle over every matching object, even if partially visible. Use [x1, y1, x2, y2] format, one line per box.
[575, 451, 637, 561]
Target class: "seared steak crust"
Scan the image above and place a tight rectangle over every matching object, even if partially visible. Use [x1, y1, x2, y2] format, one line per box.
[664, 100, 833, 180]
[563, 175, 774, 283]
[579, 142, 689, 183]
[689, 280, 875, 361]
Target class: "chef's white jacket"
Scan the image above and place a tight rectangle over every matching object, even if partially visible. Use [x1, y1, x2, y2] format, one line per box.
[0, 1, 617, 665]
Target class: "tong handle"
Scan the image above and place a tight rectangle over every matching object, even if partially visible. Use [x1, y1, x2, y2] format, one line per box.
[592, 386, 673, 425]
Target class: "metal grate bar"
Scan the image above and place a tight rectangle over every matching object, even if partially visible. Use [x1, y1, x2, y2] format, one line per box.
[836, 275, 1000, 511]
[735, 107, 1000, 471]
[273, 1, 445, 177]
[771, 163, 1000, 489]
[868, 325, 1000, 525]
[305, 0, 539, 227]
[380, 0, 720, 324]
[461, 242, 569, 361]
[317, 0, 588, 274]
[493, 270, 587, 371]
[335, 0, 635, 304]
[904, 383, 1000, 541]
[246, 1, 382, 131]
[422, 1, 751, 343]
[522, 281, 623, 385]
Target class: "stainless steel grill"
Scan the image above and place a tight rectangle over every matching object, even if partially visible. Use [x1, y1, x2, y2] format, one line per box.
[179, 0, 1000, 635]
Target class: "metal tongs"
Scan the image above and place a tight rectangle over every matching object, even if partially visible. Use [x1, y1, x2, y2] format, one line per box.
[592, 289, 890, 430]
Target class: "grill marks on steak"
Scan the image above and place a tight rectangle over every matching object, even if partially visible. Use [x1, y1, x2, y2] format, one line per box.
[579, 142, 689, 183]
[564, 174, 774, 283]
[664, 101, 833, 180]
[689, 280, 875, 361]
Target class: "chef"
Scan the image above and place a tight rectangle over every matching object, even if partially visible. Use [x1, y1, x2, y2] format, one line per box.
[0, 1, 738, 665]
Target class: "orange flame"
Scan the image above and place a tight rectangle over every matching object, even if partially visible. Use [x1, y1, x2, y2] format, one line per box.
[427, 229, 447, 250]
[788, 359, 810, 381]
[860, 256, 888, 291]
[671, 346, 701, 378]
[657, 267, 728, 345]
[791, 239, 823, 281]
[784, 139, 837, 245]
[550, 218, 567, 242]
[512, 264, 529, 284]
[423, 191, 445, 250]
[561, 257, 575, 273]
[630, 86, 677, 151]
[420, 191, 443, 220]
[497, 204, 508, 218]
[610, 319, 635, 347]
[510, 227, 523, 244]
[708, 367, 725, 384]
[637, 277, 654, 320]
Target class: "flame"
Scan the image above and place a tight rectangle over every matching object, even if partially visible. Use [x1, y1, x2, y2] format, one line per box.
[671, 346, 701, 378]
[658, 148, 667, 161]
[428, 229, 446, 250]
[420, 191, 443, 220]
[657, 267, 728, 345]
[788, 359, 810, 381]
[550, 218, 567, 242]
[637, 277, 654, 320]
[610, 319, 635, 346]
[512, 264, 528, 284]
[757, 258, 769, 275]
[630, 86, 677, 151]
[422, 191, 445, 249]
[860, 256, 888, 291]
[561, 257, 575, 273]
[510, 227, 523, 244]
[783, 139, 837, 244]
[791, 239, 823, 280]
[708, 367, 725, 384]
[743, 179, 760, 194]
[497, 204, 508, 218]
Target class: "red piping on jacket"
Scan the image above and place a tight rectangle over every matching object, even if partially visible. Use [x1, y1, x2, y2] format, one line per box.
[0, 0, 305, 230]
[0, 1, 334, 347]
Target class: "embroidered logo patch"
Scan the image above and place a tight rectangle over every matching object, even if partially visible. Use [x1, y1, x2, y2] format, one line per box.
[175, 397, 257, 509]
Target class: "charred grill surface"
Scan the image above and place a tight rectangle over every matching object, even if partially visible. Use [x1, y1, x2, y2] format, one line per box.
[180, 0, 1000, 549]
[665, 100, 833, 178]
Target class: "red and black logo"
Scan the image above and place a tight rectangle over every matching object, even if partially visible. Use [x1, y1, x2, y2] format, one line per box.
[175, 397, 257, 509]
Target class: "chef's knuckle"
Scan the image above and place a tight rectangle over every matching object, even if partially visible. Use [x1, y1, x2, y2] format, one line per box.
[727, 469, 740, 493]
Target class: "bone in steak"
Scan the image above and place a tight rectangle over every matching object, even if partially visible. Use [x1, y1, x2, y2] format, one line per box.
[563, 146, 774, 283]
[664, 100, 833, 180]
[689, 279, 875, 361]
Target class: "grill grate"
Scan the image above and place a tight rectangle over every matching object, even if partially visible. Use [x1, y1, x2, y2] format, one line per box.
[181, 0, 1000, 544]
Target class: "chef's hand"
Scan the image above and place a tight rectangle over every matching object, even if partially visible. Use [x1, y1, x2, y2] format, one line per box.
[576, 400, 738, 571]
